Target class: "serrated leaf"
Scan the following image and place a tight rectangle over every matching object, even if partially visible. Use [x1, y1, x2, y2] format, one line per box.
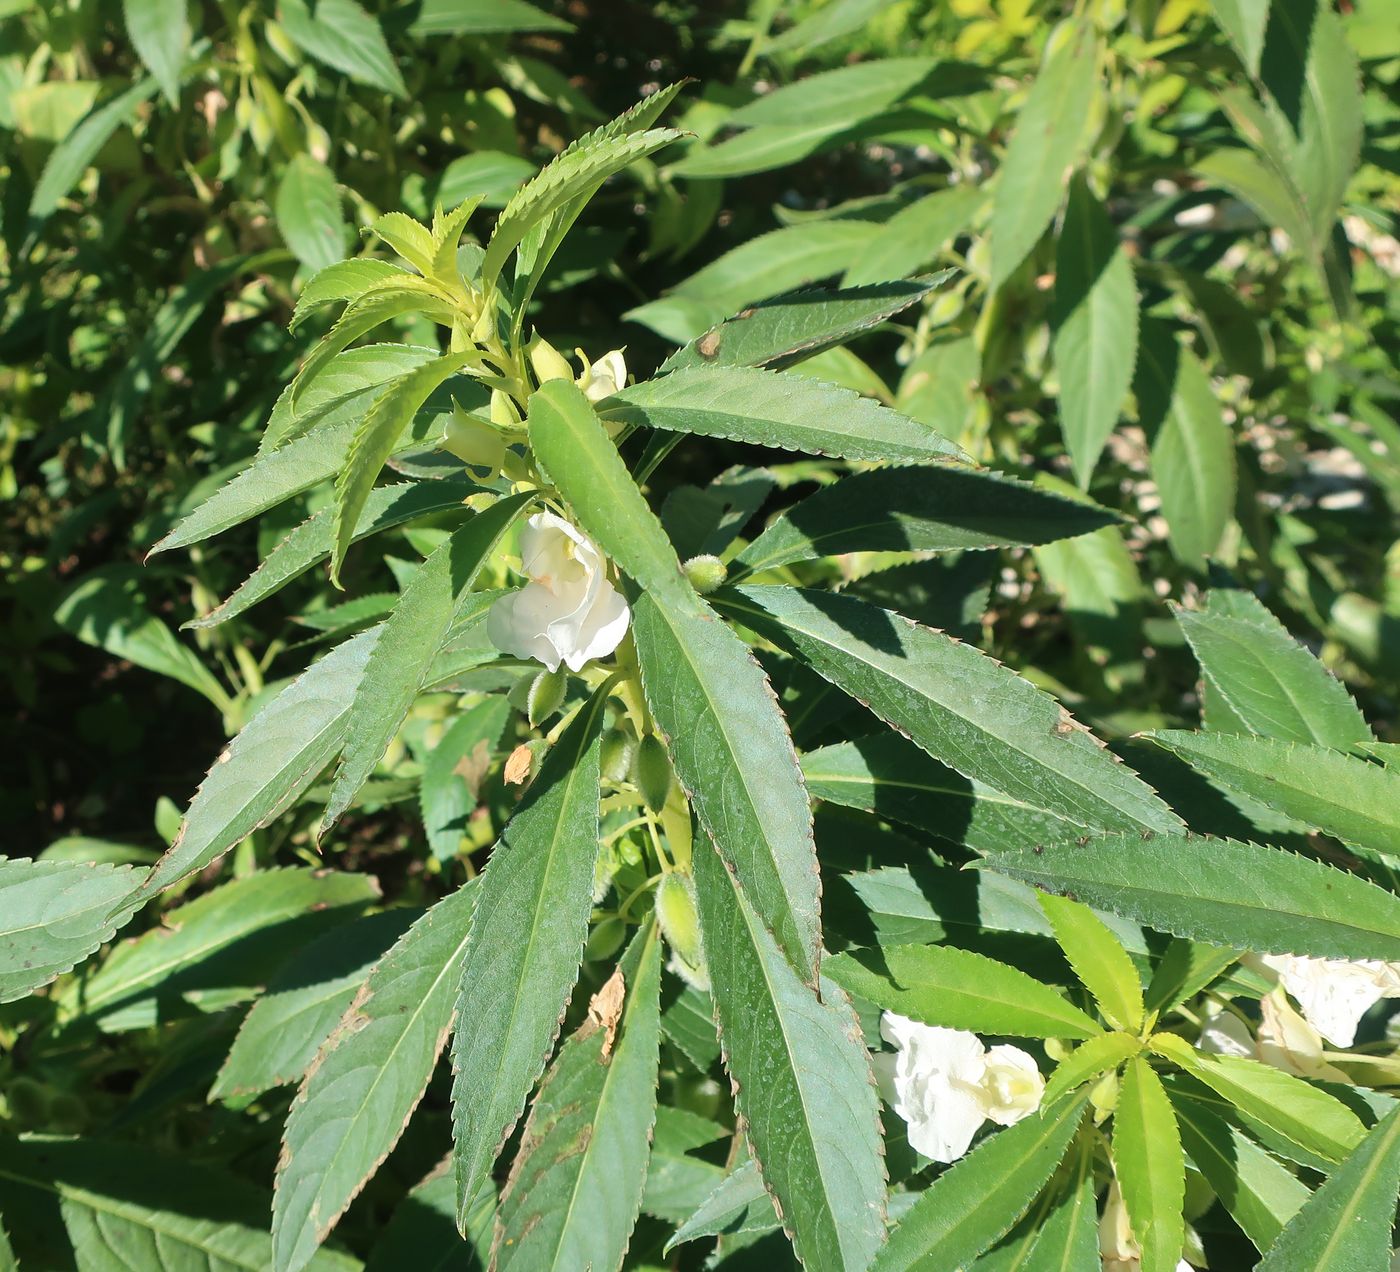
[494, 923, 662, 1271]
[983, 833, 1400, 962]
[1042, 1032, 1140, 1108]
[190, 479, 479, 630]
[290, 259, 410, 332]
[600, 366, 965, 463]
[122, 0, 188, 104]
[368, 211, 437, 274]
[321, 494, 529, 831]
[1015, 1135, 1098, 1272]
[1144, 939, 1240, 1017]
[71, 868, 379, 1032]
[733, 464, 1114, 577]
[659, 275, 946, 373]
[277, 156, 349, 274]
[1212, 0, 1268, 75]
[1051, 177, 1138, 486]
[1175, 595, 1372, 748]
[664, 1158, 780, 1251]
[765, 0, 896, 54]
[212, 908, 419, 1099]
[420, 696, 510, 862]
[450, 685, 609, 1219]
[273, 882, 477, 1272]
[0, 858, 143, 1002]
[1148, 731, 1400, 858]
[527, 379, 821, 977]
[279, 0, 405, 97]
[643, 1108, 728, 1223]
[1255, 1102, 1400, 1271]
[1151, 1033, 1365, 1164]
[1113, 1057, 1184, 1272]
[843, 186, 985, 287]
[989, 19, 1100, 288]
[692, 835, 887, 1271]
[365, 1169, 495, 1272]
[719, 587, 1181, 835]
[874, 1096, 1089, 1271]
[1038, 893, 1143, 1032]
[826, 943, 1101, 1039]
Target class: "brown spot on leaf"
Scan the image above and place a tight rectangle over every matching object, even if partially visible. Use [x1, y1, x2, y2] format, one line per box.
[452, 739, 492, 797]
[697, 330, 722, 358]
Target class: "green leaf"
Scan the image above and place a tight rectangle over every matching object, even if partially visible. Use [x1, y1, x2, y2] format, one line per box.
[211, 908, 418, 1099]
[1255, 1103, 1400, 1271]
[1169, 1086, 1309, 1252]
[1148, 730, 1400, 858]
[1144, 939, 1240, 1017]
[765, 0, 896, 54]
[437, 151, 536, 210]
[1175, 594, 1372, 748]
[290, 259, 410, 332]
[669, 119, 870, 181]
[450, 685, 609, 1220]
[1015, 1136, 1099, 1272]
[273, 882, 478, 1272]
[27, 77, 160, 221]
[419, 696, 510, 862]
[0, 858, 142, 1002]
[151, 346, 441, 554]
[1150, 1033, 1366, 1163]
[1051, 177, 1139, 486]
[190, 479, 480, 630]
[279, 0, 406, 97]
[366, 1169, 494, 1272]
[659, 275, 947, 373]
[330, 352, 482, 584]
[407, 0, 572, 34]
[131, 628, 378, 904]
[527, 379, 821, 976]
[1136, 326, 1236, 564]
[692, 834, 887, 1271]
[495, 923, 662, 1271]
[277, 155, 349, 274]
[321, 493, 531, 831]
[733, 464, 1114, 577]
[1113, 1057, 1184, 1272]
[600, 366, 965, 464]
[70, 867, 379, 1032]
[1212, 0, 1269, 75]
[664, 1158, 780, 1250]
[720, 587, 1181, 835]
[989, 19, 1100, 288]
[874, 1096, 1089, 1272]
[843, 186, 985, 287]
[53, 566, 228, 708]
[984, 833, 1400, 962]
[122, 0, 188, 104]
[0, 1137, 358, 1272]
[1042, 1032, 1141, 1108]
[826, 943, 1102, 1039]
[1038, 892, 1144, 1032]
[643, 1109, 729, 1223]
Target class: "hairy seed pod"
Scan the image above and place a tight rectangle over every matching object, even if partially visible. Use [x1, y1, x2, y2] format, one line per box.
[655, 871, 704, 971]
[683, 554, 727, 595]
[527, 667, 567, 727]
[600, 728, 635, 783]
[632, 733, 671, 813]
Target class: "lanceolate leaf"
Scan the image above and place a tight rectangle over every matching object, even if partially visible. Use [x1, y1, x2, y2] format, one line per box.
[599, 366, 965, 464]
[664, 1157, 780, 1250]
[733, 464, 1116, 577]
[825, 943, 1101, 1040]
[419, 696, 511, 862]
[494, 922, 663, 1271]
[273, 882, 478, 1272]
[122, 0, 188, 104]
[874, 1096, 1089, 1271]
[0, 858, 143, 1002]
[1038, 892, 1144, 1032]
[1113, 1058, 1185, 1272]
[984, 834, 1400, 962]
[843, 186, 985, 287]
[278, 0, 406, 97]
[276, 155, 349, 274]
[1148, 730, 1400, 858]
[1052, 177, 1139, 486]
[692, 836, 887, 1271]
[1255, 1103, 1400, 1272]
[721, 587, 1181, 835]
[450, 684, 609, 1221]
[320, 493, 531, 833]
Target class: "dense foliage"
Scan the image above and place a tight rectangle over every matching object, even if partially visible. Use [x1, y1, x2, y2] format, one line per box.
[4, 0, 1400, 1268]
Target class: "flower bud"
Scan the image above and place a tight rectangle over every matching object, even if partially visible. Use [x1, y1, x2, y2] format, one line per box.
[528, 335, 573, 385]
[527, 667, 567, 727]
[442, 407, 505, 471]
[631, 733, 671, 813]
[683, 554, 726, 595]
[600, 728, 635, 783]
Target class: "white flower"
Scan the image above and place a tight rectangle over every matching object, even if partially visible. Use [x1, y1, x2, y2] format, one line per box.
[577, 348, 627, 402]
[486, 512, 630, 673]
[1260, 954, 1400, 1048]
[874, 1013, 1043, 1163]
[1100, 1180, 1197, 1271]
[1201, 994, 1350, 1083]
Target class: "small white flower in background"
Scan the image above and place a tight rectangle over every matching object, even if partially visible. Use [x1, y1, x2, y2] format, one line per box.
[1200, 994, 1350, 1083]
[577, 348, 627, 402]
[1259, 954, 1400, 1048]
[486, 512, 630, 673]
[873, 1013, 1044, 1164]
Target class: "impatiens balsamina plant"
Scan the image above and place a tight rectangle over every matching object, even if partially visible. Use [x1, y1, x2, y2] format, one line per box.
[7, 69, 1400, 1272]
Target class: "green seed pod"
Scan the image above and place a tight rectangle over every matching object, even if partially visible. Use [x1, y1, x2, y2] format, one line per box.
[600, 728, 635, 783]
[631, 733, 671, 813]
[527, 667, 567, 728]
[655, 871, 704, 973]
[683, 554, 727, 595]
[584, 916, 625, 962]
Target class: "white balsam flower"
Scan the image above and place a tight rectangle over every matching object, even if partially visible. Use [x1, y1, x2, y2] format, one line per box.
[486, 512, 630, 673]
[578, 348, 627, 402]
[1260, 954, 1400, 1048]
[874, 1013, 1043, 1164]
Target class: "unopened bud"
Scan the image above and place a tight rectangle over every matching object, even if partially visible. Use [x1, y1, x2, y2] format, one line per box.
[442, 406, 505, 470]
[683, 554, 726, 595]
[528, 335, 573, 385]
[527, 667, 567, 727]
[631, 733, 671, 813]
